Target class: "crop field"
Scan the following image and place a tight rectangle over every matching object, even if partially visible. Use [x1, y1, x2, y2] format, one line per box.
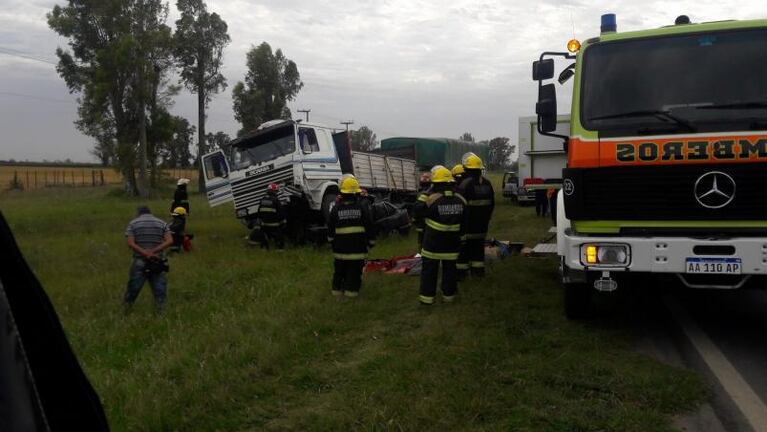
[0, 164, 197, 191]
[0, 175, 706, 431]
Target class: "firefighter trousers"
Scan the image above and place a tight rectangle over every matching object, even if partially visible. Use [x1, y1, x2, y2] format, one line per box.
[419, 257, 457, 304]
[260, 226, 285, 250]
[464, 237, 485, 277]
[333, 259, 365, 293]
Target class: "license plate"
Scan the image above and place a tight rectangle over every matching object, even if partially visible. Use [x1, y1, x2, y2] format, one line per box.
[685, 257, 741, 274]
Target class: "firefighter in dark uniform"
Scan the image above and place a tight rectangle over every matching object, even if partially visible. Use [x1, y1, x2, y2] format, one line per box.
[328, 175, 376, 298]
[419, 166, 466, 305]
[451, 164, 465, 186]
[457, 153, 495, 278]
[255, 183, 286, 250]
[170, 178, 191, 215]
[412, 172, 432, 249]
[452, 164, 469, 276]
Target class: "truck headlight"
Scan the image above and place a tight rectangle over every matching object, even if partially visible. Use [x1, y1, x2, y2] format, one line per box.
[580, 244, 630, 267]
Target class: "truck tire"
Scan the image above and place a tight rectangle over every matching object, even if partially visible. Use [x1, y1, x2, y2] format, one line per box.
[564, 281, 592, 319]
[321, 192, 338, 224]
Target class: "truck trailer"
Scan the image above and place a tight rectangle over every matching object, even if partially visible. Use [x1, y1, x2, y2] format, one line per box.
[533, 14, 767, 318]
[511, 116, 569, 203]
[200, 120, 418, 231]
[377, 137, 489, 171]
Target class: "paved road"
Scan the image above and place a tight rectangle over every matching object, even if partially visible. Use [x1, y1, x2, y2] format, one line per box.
[670, 288, 767, 432]
[602, 283, 767, 431]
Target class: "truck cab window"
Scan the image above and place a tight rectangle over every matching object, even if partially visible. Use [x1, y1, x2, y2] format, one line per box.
[204, 153, 227, 179]
[299, 128, 320, 153]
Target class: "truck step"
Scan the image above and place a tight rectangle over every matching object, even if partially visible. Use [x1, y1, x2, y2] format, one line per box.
[531, 243, 558, 255]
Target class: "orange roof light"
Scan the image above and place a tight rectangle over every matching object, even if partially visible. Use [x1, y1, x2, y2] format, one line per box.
[567, 39, 581, 53]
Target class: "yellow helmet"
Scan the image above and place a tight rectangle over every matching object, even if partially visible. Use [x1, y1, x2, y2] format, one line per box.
[172, 207, 187, 216]
[430, 165, 454, 183]
[451, 164, 465, 177]
[339, 175, 362, 194]
[462, 152, 483, 170]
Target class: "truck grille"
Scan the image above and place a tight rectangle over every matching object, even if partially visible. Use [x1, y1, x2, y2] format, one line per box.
[232, 166, 294, 212]
[563, 162, 767, 221]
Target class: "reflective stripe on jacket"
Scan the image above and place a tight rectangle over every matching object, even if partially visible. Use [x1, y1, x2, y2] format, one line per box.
[421, 190, 466, 260]
[328, 197, 376, 260]
[457, 174, 494, 235]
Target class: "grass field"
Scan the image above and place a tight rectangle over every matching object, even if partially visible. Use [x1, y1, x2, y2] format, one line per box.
[0, 177, 707, 431]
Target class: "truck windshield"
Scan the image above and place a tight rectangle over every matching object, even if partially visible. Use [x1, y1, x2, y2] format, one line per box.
[231, 125, 296, 170]
[581, 28, 767, 136]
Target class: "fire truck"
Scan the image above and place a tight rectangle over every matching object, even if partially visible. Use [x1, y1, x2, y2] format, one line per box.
[533, 14, 767, 318]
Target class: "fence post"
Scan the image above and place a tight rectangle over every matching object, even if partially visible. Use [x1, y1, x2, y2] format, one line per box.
[34, 171, 38, 189]
[26, 171, 30, 190]
[100, 170, 105, 186]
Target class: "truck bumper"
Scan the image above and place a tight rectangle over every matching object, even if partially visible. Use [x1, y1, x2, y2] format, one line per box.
[562, 232, 767, 276]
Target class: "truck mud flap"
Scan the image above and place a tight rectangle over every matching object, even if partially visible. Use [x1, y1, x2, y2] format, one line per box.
[0, 211, 110, 431]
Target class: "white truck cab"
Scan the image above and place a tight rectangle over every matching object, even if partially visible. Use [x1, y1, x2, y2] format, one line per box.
[201, 120, 417, 227]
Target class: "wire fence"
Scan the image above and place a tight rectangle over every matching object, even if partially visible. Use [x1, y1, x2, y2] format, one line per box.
[1, 165, 199, 191]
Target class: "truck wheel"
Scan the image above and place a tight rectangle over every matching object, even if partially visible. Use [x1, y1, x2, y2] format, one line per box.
[564, 282, 592, 319]
[321, 192, 338, 223]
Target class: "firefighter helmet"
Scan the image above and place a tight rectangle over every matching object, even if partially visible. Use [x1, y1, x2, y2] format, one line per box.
[340, 176, 362, 194]
[451, 164, 465, 177]
[268, 183, 280, 192]
[462, 152, 483, 170]
[172, 207, 187, 216]
[430, 166, 454, 183]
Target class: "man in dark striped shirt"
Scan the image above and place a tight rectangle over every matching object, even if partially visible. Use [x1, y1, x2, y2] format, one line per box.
[124, 206, 173, 313]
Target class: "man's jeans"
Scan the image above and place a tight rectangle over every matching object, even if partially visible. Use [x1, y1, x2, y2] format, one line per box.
[124, 258, 167, 308]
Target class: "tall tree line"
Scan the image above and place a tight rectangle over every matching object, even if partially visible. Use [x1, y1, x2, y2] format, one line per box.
[48, 0, 303, 196]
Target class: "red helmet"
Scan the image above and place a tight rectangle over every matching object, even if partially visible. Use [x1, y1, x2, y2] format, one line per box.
[268, 183, 280, 192]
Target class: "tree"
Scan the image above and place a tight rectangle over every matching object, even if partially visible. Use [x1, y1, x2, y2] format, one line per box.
[48, 0, 173, 197]
[459, 132, 475, 142]
[49, 0, 141, 194]
[205, 131, 231, 152]
[158, 116, 196, 168]
[350, 126, 378, 151]
[487, 137, 516, 170]
[174, 0, 230, 192]
[232, 42, 303, 136]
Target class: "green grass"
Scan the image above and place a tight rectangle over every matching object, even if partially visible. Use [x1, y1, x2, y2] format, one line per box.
[0, 179, 706, 431]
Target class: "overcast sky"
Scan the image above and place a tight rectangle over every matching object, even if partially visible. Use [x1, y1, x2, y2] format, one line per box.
[0, 0, 764, 162]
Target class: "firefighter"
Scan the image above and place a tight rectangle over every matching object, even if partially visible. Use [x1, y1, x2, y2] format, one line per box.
[168, 207, 187, 253]
[452, 163, 470, 277]
[328, 175, 376, 298]
[451, 164, 465, 186]
[457, 153, 495, 278]
[170, 178, 191, 215]
[419, 166, 466, 305]
[412, 172, 432, 249]
[255, 183, 286, 250]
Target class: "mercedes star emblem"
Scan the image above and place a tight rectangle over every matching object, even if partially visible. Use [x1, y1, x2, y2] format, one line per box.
[694, 171, 736, 209]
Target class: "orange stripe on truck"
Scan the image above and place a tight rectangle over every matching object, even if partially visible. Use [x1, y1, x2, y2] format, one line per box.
[569, 133, 767, 168]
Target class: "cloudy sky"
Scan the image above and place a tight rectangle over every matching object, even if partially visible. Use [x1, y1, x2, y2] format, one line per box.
[0, 0, 764, 162]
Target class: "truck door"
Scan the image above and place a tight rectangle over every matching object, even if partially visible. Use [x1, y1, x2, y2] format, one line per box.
[201, 150, 233, 206]
[299, 126, 343, 180]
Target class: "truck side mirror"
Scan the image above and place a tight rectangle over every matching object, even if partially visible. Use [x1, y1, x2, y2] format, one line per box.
[532, 59, 554, 81]
[536, 83, 558, 132]
[558, 64, 575, 85]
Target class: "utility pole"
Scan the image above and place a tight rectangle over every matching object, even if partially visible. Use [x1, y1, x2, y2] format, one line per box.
[297, 109, 311, 122]
[340, 120, 354, 131]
